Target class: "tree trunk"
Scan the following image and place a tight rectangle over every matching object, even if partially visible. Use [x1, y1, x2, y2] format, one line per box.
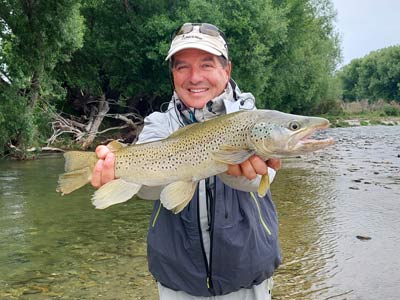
[80, 94, 109, 150]
[29, 72, 40, 109]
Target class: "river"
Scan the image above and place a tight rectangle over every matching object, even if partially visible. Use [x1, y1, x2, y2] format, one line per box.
[0, 126, 399, 300]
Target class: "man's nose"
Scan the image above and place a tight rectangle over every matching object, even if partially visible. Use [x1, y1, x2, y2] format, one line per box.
[188, 66, 204, 84]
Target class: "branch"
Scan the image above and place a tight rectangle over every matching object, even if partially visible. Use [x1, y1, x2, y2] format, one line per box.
[97, 124, 129, 135]
[48, 108, 144, 148]
[105, 112, 143, 129]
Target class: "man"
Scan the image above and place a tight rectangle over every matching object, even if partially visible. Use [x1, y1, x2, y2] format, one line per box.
[92, 23, 282, 299]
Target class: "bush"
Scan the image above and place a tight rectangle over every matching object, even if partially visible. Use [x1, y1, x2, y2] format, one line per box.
[0, 88, 37, 157]
[311, 98, 343, 115]
[383, 104, 400, 116]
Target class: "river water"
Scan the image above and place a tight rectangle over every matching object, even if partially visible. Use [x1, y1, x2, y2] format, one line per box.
[0, 126, 399, 300]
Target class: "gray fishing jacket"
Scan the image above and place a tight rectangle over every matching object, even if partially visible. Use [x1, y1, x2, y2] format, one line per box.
[137, 81, 282, 297]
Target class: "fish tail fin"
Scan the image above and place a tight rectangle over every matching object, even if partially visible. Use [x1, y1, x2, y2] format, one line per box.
[57, 167, 92, 195]
[57, 151, 98, 195]
[63, 151, 98, 172]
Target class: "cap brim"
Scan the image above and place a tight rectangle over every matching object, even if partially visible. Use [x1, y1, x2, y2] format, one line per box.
[165, 43, 223, 61]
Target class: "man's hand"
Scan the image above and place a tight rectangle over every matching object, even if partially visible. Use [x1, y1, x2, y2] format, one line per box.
[226, 156, 281, 180]
[91, 145, 116, 188]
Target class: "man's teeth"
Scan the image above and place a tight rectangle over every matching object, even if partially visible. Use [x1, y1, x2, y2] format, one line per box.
[190, 88, 207, 93]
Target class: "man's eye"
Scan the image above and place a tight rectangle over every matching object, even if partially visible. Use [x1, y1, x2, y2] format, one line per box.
[175, 65, 188, 71]
[202, 64, 214, 69]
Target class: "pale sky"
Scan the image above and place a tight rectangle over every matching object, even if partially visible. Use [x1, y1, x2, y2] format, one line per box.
[332, 0, 400, 67]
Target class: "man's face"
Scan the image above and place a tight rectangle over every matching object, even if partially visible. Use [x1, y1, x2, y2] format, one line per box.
[172, 49, 231, 109]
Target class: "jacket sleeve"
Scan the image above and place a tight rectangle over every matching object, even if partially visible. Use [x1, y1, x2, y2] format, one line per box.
[217, 168, 276, 193]
[137, 112, 174, 144]
[136, 112, 173, 200]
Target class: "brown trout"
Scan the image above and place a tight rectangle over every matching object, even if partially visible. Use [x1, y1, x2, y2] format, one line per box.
[57, 110, 334, 213]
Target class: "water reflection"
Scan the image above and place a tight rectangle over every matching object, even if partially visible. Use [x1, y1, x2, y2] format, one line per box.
[0, 155, 156, 299]
[273, 125, 400, 300]
[272, 164, 342, 300]
[0, 126, 399, 299]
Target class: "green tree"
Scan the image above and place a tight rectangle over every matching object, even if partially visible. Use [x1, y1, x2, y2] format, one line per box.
[338, 46, 400, 102]
[1, 0, 341, 154]
[58, 0, 175, 109]
[60, 0, 340, 115]
[0, 0, 84, 157]
[262, 0, 340, 113]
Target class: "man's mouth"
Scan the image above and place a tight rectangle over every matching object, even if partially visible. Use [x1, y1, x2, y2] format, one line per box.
[188, 88, 208, 93]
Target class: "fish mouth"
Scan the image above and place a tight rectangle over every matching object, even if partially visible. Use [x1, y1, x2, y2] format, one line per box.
[292, 121, 335, 152]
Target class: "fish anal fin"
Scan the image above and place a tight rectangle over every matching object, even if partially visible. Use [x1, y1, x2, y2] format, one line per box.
[160, 181, 197, 214]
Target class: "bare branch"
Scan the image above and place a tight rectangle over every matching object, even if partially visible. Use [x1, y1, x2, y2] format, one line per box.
[105, 112, 143, 129]
[48, 98, 144, 149]
[97, 124, 129, 135]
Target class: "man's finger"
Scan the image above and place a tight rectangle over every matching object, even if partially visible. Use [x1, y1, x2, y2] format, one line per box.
[267, 158, 282, 171]
[227, 164, 242, 177]
[249, 156, 268, 175]
[240, 160, 257, 180]
[95, 145, 111, 159]
[101, 152, 115, 185]
[91, 159, 104, 188]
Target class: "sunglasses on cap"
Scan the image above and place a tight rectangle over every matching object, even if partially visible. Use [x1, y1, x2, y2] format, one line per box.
[171, 23, 227, 43]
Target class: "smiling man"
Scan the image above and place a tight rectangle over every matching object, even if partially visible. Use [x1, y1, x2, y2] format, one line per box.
[92, 23, 282, 300]
[170, 49, 231, 109]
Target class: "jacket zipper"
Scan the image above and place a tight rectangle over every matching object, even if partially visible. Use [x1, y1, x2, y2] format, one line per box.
[207, 177, 216, 292]
[250, 192, 272, 235]
[197, 180, 215, 294]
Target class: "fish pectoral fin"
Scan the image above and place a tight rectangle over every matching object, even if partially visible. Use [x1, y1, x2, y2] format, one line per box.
[213, 145, 255, 164]
[92, 179, 142, 209]
[57, 167, 92, 195]
[257, 173, 270, 197]
[160, 181, 197, 214]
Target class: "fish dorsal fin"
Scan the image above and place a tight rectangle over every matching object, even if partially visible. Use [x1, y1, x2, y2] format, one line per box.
[212, 145, 255, 164]
[168, 123, 198, 138]
[106, 140, 126, 152]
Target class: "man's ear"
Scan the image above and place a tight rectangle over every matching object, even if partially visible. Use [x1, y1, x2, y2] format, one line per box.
[226, 61, 232, 79]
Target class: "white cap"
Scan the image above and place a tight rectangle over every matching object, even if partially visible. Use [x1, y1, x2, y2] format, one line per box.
[165, 25, 228, 61]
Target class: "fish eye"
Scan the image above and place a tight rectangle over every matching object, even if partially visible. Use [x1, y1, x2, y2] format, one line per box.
[289, 121, 301, 131]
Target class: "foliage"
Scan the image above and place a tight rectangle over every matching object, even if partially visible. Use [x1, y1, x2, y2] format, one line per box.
[0, 87, 31, 155]
[0, 0, 84, 156]
[1, 0, 341, 156]
[261, 0, 341, 113]
[383, 104, 400, 116]
[338, 45, 400, 102]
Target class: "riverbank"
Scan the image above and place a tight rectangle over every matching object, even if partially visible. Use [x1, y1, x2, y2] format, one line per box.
[326, 99, 400, 127]
[330, 116, 400, 127]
